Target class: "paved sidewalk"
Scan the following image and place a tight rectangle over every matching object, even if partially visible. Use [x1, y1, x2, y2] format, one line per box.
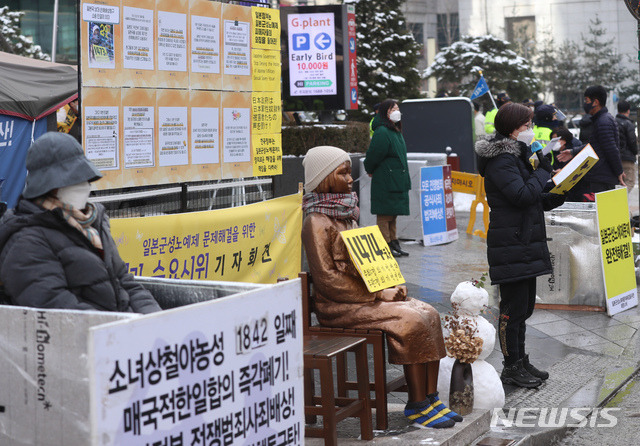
[306, 193, 640, 445]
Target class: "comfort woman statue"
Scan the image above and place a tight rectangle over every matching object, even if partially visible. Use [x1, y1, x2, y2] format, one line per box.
[300, 145, 461, 429]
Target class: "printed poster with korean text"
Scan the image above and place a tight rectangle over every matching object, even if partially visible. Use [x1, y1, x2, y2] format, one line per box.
[122, 88, 158, 188]
[595, 188, 638, 316]
[420, 166, 458, 246]
[189, 0, 222, 90]
[222, 4, 252, 91]
[121, 0, 156, 87]
[157, 89, 190, 184]
[251, 91, 281, 177]
[82, 87, 122, 190]
[89, 280, 304, 445]
[156, 0, 189, 88]
[187, 89, 222, 181]
[222, 91, 252, 179]
[81, 1, 123, 87]
[110, 192, 303, 284]
[340, 226, 405, 293]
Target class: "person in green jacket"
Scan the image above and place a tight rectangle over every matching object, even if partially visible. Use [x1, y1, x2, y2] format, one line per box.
[364, 99, 410, 258]
[484, 92, 511, 134]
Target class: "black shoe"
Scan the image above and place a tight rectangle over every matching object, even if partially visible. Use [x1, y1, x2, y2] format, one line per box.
[523, 354, 549, 380]
[390, 239, 409, 256]
[501, 359, 542, 388]
[390, 248, 403, 258]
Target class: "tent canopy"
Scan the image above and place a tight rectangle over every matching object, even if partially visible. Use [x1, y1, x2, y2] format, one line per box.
[0, 51, 78, 121]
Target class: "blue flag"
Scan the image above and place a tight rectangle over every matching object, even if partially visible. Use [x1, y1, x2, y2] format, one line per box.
[470, 76, 490, 100]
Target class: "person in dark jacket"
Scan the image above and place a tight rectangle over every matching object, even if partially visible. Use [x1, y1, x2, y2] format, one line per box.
[573, 86, 626, 200]
[475, 102, 565, 388]
[0, 132, 161, 314]
[616, 100, 638, 192]
[364, 99, 410, 257]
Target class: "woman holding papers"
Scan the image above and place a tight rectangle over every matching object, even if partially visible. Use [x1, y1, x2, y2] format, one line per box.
[301, 146, 461, 429]
[475, 103, 565, 389]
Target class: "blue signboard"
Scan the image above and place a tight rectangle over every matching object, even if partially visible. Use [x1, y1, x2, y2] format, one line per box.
[420, 166, 458, 246]
[0, 116, 47, 208]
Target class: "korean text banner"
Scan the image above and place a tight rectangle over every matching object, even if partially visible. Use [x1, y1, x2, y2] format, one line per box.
[110, 193, 302, 284]
[595, 188, 638, 316]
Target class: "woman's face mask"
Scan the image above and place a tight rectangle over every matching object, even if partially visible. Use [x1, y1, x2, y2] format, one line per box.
[516, 128, 535, 146]
[56, 181, 92, 209]
[389, 110, 402, 123]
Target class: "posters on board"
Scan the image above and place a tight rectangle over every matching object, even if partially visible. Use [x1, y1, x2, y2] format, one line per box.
[252, 49, 281, 92]
[81, 1, 122, 87]
[221, 91, 252, 179]
[156, 89, 190, 189]
[287, 11, 337, 97]
[222, 4, 252, 91]
[251, 7, 280, 50]
[121, 1, 155, 87]
[121, 88, 157, 188]
[251, 91, 281, 135]
[156, 0, 188, 88]
[420, 166, 458, 246]
[595, 188, 638, 315]
[189, 0, 222, 91]
[252, 133, 282, 177]
[89, 280, 303, 445]
[111, 193, 303, 284]
[188, 89, 222, 183]
[82, 87, 122, 190]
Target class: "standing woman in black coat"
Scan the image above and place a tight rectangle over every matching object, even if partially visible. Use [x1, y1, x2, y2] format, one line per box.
[475, 103, 565, 388]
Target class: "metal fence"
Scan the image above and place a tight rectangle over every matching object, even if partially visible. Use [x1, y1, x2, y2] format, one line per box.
[92, 177, 273, 219]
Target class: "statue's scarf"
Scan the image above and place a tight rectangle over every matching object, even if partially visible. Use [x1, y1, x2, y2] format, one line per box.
[302, 192, 360, 221]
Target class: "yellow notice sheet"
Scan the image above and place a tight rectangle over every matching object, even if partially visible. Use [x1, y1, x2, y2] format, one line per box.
[596, 187, 638, 315]
[340, 226, 405, 292]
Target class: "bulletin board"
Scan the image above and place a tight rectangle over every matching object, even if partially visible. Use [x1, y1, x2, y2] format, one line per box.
[79, 1, 281, 190]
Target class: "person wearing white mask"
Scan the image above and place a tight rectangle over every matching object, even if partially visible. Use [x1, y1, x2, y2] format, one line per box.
[0, 132, 161, 313]
[364, 99, 410, 257]
[475, 103, 565, 389]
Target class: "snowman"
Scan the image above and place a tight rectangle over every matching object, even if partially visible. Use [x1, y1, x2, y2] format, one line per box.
[437, 281, 505, 410]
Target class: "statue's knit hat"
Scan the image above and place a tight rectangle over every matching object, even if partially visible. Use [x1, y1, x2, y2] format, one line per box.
[302, 145, 351, 193]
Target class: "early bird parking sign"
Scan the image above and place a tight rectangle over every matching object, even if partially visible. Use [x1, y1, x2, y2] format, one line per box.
[287, 12, 337, 96]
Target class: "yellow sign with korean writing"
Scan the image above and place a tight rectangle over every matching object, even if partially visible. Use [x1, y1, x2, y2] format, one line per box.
[251, 6, 280, 50]
[253, 133, 282, 176]
[451, 171, 478, 195]
[596, 188, 638, 315]
[340, 226, 405, 292]
[251, 91, 281, 134]
[110, 193, 302, 284]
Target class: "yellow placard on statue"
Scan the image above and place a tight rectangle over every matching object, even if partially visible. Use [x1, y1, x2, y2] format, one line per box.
[340, 226, 405, 292]
[110, 193, 302, 284]
[252, 133, 282, 177]
[596, 187, 638, 315]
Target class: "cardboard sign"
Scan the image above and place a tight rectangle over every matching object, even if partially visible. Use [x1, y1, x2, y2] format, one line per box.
[596, 187, 638, 315]
[340, 226, 405, 292]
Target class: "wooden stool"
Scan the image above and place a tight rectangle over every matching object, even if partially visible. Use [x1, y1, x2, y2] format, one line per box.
[303, 334, 373, 446]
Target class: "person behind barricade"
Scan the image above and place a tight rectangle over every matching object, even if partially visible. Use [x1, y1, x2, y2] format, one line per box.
[301, 145, 461, 429]
[0, 132, 161, 313]
[475, 103, 566, 389]
[369, 102, 381, 138]
[474, 101, 486, 138]
[484, 92, 511, 134]
[364, 99, 410, 257]
[616, 100, 638, 193]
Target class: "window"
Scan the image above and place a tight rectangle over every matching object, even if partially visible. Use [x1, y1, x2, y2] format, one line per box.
[436, 13, 459, 50]
[407, 22, 424, 56]
[505, 16, 536, 59]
